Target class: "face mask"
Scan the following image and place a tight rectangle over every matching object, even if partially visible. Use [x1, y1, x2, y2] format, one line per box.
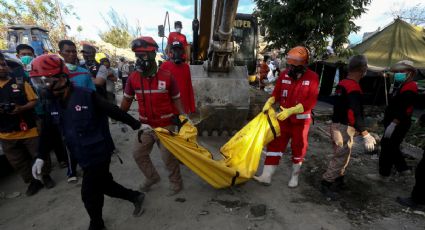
[175, 28, 182, 33]
[136, 52, 157, 76]
[287, 65, 306, 79]
[170, 48, 184, 64]
[65, 63, 77, 71]
[394, 72, 407, 83]
[20, 56, 33, 72]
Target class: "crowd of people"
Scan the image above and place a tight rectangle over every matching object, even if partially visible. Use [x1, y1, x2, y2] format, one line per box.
[0, 20, 423, 230]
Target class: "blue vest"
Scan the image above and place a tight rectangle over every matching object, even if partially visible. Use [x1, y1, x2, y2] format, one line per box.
[49, 86, 115, 168]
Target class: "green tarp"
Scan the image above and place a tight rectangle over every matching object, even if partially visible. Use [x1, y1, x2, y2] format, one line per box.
[352, 19, 425, 69]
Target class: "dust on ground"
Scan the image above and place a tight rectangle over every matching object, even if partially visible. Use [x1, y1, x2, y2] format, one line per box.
[0, 98, 424, 230]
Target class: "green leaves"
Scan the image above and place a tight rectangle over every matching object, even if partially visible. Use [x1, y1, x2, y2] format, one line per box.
[0, 0, 78, 49]
[254, 0, 371, 57]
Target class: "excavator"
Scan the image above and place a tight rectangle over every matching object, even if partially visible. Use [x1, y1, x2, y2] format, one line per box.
[188, 0, 265, 135]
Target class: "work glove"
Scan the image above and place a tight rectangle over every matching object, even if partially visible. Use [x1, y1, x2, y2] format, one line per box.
[179, 114, 193, 125]
[383, 122, 397, 139]
[119, 122, 129, 133]
[32, 158, 44, 180]
[276, 104, 304, 121]
[362, 133, 376, 152]
[141, 123, 152, 131]
[262, 97, 275, 112]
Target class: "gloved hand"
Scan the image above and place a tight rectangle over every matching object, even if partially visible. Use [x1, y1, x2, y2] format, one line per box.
[276, 104, 304, 121]
[383, 122, 397, 139]
[362, 133, 376, 152]
[141, 124, 152, 131]
[119, 122, 129, 133]
[179, 114, 193, 125]
[262, 97, 275, 112]
[32, 158, 44, 180]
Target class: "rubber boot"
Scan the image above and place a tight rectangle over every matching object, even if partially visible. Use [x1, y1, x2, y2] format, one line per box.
[253, 165, 277, 186]
[288, 163, 302, 188]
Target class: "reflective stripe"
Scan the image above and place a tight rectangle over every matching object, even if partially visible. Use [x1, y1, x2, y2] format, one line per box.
[171, 93, 180, 99]
[266, 151, 283, 157]
[296, 114, 311, 119]
[124, 93, 134, 98]
[134, 89, 169, 94]
[160, 113, 174, 119]
[282, 79, 291, 84]
[139, 113, 173, 120]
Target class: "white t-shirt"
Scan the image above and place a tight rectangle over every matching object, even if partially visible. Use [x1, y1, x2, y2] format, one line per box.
[97, 65, 117, 93]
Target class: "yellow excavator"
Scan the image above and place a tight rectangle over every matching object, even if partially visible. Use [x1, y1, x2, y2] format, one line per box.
[189, 0, 265, 135]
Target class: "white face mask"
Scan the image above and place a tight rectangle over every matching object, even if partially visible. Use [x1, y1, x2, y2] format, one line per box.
[65, 63, 77, 71]
[175, 28, 182, 33]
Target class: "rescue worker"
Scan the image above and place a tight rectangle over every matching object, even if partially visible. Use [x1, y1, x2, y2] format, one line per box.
[368, 60, 418, 181]
[120, 58, 130, 93]
[121, 36, 186, 196]
[0, 52, 54, 196]
[59, 39, 96, 183]
[30, 54, 145, 230]
[59, 40, 96, 91]
[95, 54, 117, 102]
[160, 40, 196, 114]
[17, 44, 69, 169]
[320, 55, 377, 199]
[80, 44, 100, 78]
[16, 44, 35, 79]
[397, 113, 425, 209]
[166, 21, 190, 64]
[254, 46, 319, 188]
[258, 56, 270, 90]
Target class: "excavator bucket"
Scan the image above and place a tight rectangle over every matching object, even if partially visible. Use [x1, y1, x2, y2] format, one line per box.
[190, 65, 250, 135]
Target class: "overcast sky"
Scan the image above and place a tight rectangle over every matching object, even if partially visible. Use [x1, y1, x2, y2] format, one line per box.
[63, 0, 424, 45]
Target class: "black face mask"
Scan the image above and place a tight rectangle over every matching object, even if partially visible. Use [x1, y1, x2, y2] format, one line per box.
[136, 52, 157, 76]
[170, 47, 184, 64]
[287, 65, 306, 79]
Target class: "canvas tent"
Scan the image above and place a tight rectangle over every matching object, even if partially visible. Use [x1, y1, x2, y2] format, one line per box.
[315, 19, 425, 105]
[352, 18, 425, 70]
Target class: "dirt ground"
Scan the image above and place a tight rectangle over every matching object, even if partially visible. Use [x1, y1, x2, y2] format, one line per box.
[0, 96, 424, 230]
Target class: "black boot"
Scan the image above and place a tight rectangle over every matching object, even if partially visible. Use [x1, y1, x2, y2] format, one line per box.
[42, 175, 56, 189]
[88, 222, 106, 230]
[320, 180, 339, 201]
[396, 197, 425, 210]
[334, 176, 348, 191]
[132, 193, 145, 217]
[26, 179, 44, 196]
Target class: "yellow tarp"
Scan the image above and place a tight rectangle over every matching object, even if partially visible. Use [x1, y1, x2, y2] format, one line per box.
[154, 109, 280, 189]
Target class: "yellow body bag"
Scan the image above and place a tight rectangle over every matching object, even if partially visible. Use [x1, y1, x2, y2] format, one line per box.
[154, 109, 280, 189]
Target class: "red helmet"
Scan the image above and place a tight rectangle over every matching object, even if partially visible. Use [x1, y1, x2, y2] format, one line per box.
[30, 54, 70, 77]
[131, 36, 159, 52]
[286, 46, 310, 66]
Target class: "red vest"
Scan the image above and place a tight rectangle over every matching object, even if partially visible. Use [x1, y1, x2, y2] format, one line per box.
[272, 68, 319, 124]
[399, 80, 418, 116]
[128, 69, 175, 128]
[160, 61, 196, 114]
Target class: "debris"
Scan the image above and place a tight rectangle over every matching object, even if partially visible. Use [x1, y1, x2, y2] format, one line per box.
[210, 199, 248, 209]
[5, 192, 21, 199]
[175, 198, 186, 203]
[250, 204, 267, 218]
[198, 210, 209, 215]
[412, 210, 425, 217]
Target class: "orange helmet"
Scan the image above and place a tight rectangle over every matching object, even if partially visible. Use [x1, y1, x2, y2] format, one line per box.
[131, 36, 159, 52]
[286, 46, 309, 66]
[30, 54, 69, 77]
